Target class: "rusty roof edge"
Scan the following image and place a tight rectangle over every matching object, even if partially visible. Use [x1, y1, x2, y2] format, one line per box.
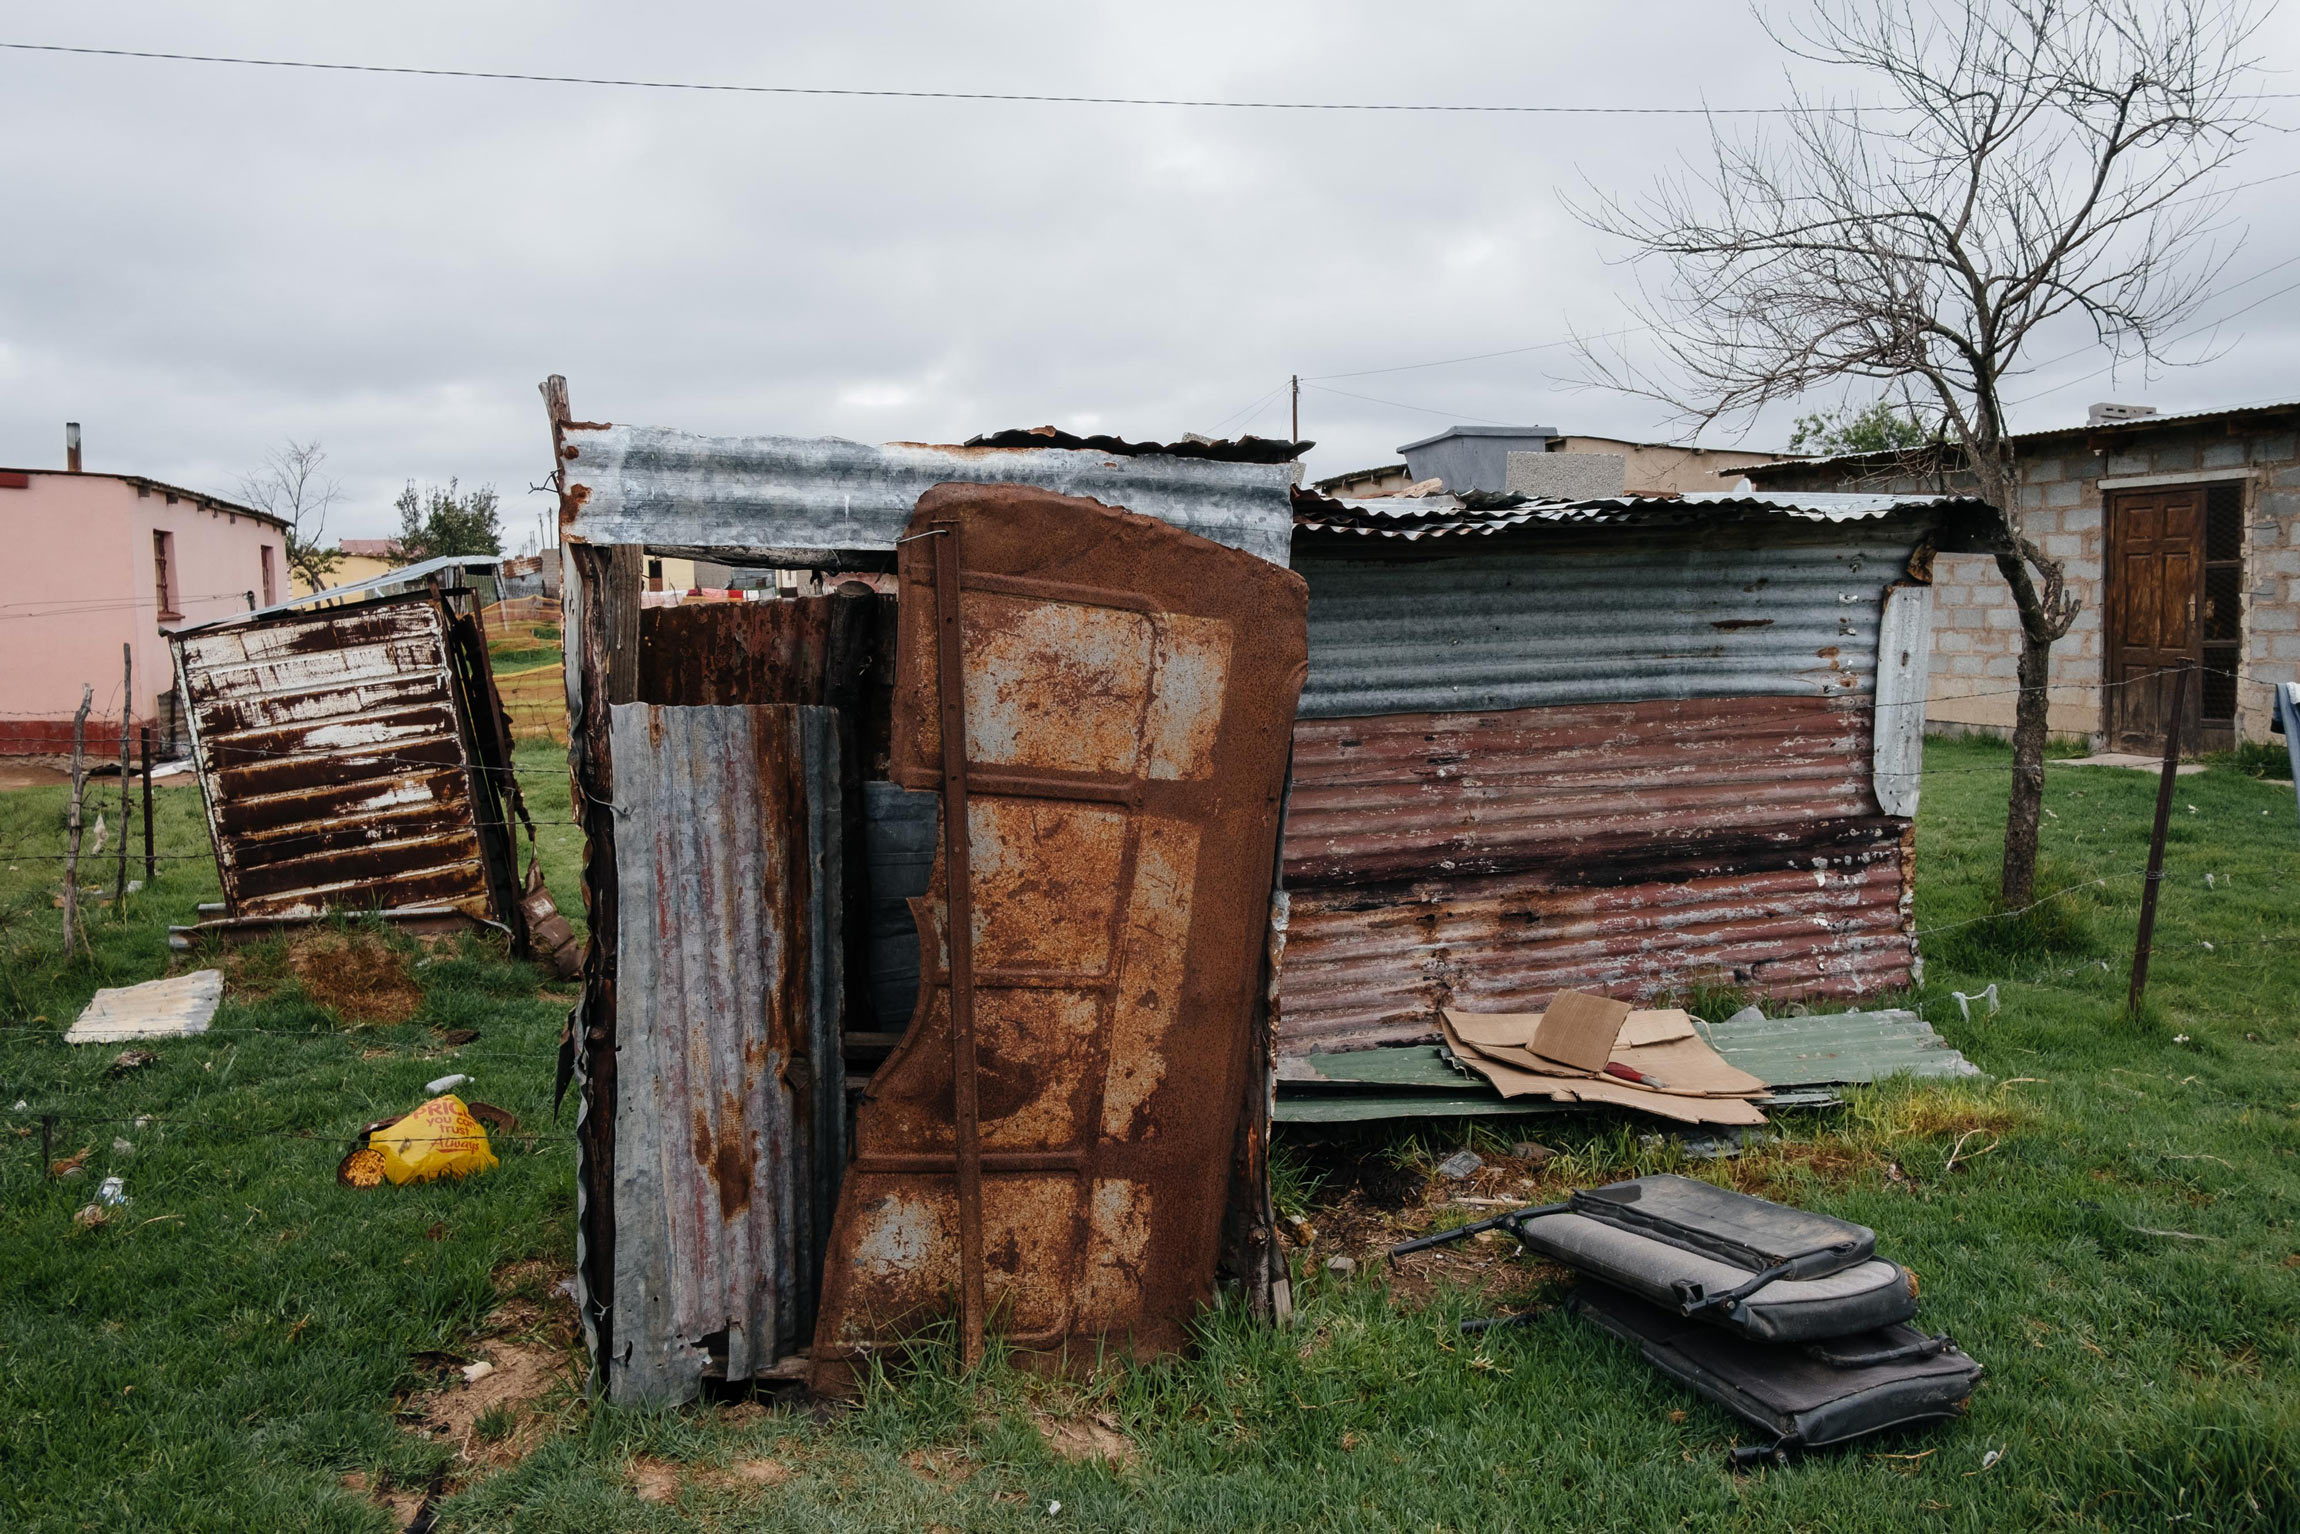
[559, 423, 1297, 566]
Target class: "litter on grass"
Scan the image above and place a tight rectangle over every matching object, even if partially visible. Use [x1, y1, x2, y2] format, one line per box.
[337, 1095, 500, 1188]
[64, 970, 223, 1044]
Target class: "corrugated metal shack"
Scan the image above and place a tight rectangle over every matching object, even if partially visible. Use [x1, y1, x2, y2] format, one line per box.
[1275, 489, 1986, 1062]
[169, 577, 533, 946]
[544, 382, 1308, 1405]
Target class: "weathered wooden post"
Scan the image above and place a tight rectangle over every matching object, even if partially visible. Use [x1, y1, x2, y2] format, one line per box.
[2127, 663, 2192, 1016]
[116, 643, 132, 905]
[62, 685, 92, 955]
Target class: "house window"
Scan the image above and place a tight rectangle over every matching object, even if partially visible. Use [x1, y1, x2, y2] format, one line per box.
[260, 544, 277, 606]
[646, 556, 664, 593]
[153, 531, 180, 619]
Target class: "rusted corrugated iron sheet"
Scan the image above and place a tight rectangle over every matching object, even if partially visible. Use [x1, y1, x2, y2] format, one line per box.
[806, 484, 1307, 1394]
[172, 594, 503, 921]
[1273, 693, 1917, 1056]
[602, 702, 843, 1404]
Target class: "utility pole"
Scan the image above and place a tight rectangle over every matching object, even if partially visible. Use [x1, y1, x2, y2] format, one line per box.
[1290, 374, 1300, 443]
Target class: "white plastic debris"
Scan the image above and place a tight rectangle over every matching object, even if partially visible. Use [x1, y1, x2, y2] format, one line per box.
[461, 1360, 495, 1385]
[96, 1176, 129, 1207]
[1437, 1149, 1484, 1180]
[1951, 985, 2000, 1022]
[66, 970, 223, 1044]
[424, 1073, 471, 1095]
[111, 1138, 134, 1157]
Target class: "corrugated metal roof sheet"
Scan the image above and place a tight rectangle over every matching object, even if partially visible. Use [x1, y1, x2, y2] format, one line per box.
[1295, 516, 1924, 718]
[1295, 489, 1983, 541]
[558, 423, 1298, 567]
[1738, 398, 2300, 479]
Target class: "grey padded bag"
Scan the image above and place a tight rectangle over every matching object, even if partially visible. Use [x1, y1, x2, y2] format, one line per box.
[1514, 1209, 1919, 1342]
[1571, 1280, 1982, 1457]
[1569, 1174, 1873, 1279]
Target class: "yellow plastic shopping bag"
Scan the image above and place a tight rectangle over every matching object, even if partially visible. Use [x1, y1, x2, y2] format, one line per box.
[338, 1094, 499, 1188]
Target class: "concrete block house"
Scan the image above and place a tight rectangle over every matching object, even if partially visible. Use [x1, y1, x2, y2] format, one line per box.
[1739, 401, 2300, 753]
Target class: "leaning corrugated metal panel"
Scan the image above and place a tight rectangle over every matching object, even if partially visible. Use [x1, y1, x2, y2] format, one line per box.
[171, 594, 499, 921]
[559, 425, 1298, 568]
[604, 702, 843, 1405]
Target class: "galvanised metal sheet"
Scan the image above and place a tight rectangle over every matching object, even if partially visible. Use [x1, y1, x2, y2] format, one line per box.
[558, 423, 1298, 569]
[807, 483, 1307, 1394]
[1274, 694, 1916, 1056]
[603, 702, 844, 1405]
[1295, 490, 1986, 540]
[1293, 517, 1930, 719]
[171, 594, 497, 920]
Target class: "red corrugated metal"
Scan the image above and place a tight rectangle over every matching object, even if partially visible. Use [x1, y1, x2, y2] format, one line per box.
[1274, 694, 1915, 1054]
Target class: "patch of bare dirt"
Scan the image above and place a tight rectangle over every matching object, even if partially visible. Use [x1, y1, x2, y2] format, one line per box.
[905, 1446, 981, 1487]
[483, 1259, 581, 1344]
[288, 931, 422, 1023]
[690, 1457, 796, 1493]
[339, 1470, 429, 1530]
[630, 1457, 683, 1503]
[403, 1342, 574, 1466]
[1035, 1411, 1137, 1466]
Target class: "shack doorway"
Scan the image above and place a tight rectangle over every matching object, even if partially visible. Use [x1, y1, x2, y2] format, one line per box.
[2105, 482, 2242, 753]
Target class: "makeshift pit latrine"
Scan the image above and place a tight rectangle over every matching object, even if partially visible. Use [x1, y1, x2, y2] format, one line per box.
[545, 379, 1309, 1404]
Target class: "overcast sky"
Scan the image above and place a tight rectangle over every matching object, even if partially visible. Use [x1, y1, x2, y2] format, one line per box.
[4, 2, 2298, 547]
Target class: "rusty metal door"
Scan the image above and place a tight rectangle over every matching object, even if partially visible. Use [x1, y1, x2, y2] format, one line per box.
[2107, 487, 2204, 752]
[806, 483, 1306, 1393]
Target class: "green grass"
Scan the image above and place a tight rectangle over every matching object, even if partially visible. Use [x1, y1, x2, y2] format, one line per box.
[5, 735, 2299, 1530]
[486, 645, 564, 674]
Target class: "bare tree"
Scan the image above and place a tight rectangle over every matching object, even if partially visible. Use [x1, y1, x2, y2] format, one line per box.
[1577, 0, 2263, 906]
[239, 440, 344, 593]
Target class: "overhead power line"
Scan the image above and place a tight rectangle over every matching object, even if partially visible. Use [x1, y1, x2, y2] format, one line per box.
[1, 40, 2231, 116]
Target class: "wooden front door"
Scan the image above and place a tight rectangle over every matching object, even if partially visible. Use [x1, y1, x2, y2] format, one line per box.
[2105, 487, 2204, 752]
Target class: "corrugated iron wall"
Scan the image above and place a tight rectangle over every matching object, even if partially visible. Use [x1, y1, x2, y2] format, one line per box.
[1276, 517, 1932, 1054]
[172, 594, 501, 920]
[604, 702, 843, 1405]
[1295, 518, 1920, 718]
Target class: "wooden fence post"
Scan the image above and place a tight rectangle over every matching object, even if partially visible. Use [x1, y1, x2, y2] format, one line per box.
[141, 725, 156, 883]
[62, 685, 92, 955]
[117, 643, 132, 905]
[2128, 663, 2193, 1016]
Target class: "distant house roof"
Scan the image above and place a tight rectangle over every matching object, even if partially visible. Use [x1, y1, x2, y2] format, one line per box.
[0, 467, 288, 532]
[1311, 462, 1410, 493]
[338, 538, 404, 558]
[1735, 398, 2300, 480]
[1395, 424, 1556, 453]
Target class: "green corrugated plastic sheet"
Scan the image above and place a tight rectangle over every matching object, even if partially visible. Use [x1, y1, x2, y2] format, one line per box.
[1271, 1009, 1978, 1124]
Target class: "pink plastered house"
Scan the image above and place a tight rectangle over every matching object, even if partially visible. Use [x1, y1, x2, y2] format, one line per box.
[0, 427, 288, 754]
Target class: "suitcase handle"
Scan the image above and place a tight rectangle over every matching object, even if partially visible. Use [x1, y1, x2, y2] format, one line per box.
[1802, 1332, 1956, 1369]
[1670, 1239, 1865, 1318]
